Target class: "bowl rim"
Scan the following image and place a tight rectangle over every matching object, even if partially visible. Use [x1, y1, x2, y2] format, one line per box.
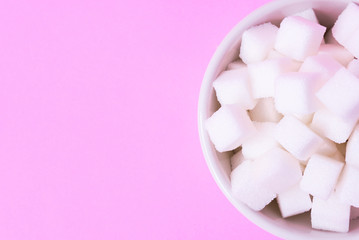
[197, 0, 358, 239]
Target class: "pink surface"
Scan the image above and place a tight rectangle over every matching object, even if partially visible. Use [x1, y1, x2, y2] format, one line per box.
[0, 0, 280, 239]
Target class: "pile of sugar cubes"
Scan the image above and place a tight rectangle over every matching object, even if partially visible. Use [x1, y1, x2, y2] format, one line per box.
[206, 3, 359, 233]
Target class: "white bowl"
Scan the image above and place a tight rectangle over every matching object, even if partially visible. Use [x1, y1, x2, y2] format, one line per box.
[198, 0, 359, 239]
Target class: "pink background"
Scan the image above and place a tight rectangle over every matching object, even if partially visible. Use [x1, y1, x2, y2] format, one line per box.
[0, 0, 280, 239]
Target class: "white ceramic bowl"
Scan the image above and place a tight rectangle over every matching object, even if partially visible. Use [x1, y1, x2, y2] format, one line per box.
[198, 0, 359, 239]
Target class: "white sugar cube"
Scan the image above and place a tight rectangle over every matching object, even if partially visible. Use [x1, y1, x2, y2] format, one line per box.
[342, 28, 359, 58]
[254, 147, 302, 194]
[351, 207, 359, 220]
[311, 193, 350, 233]
[242, 122, 280, 159]
[277, 183, 312, 218]
[230, 150, 246, 170]
[206, 105, 255, 152]
[316, 68, 359, 120]
[336, 166, 359, 207]
[239, 23, 278, 64]
[332, 2, 359, 59]
[275, 72, 323, 115]
[317, 44, 354, 67]
[300, 154, 344, 200]
[347, 59, 359, 78]
[213, 69, 256, 109]
[248, 58, 296, 98]
[275, 115, 324, 162]
[231, 160, 276, 211]
[275, 16, 326, 61]
[346, 125, 359, 168]
[332, 2, 359, 44]
[299, 54, 342, 83]
[293, 8, 319, 23]
[248, 97, 283, 122]
[310, 108, 357, 143]
[227, 60, 246, 70]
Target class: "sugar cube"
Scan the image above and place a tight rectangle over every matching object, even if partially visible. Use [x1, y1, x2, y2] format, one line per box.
[206, 105, 255, 152]
[275, 72, 323, 115]
[301, 154, 344, 200]
[242, 122, 280, 159]
[213, 69, 256, 109]
[310, 108, 357, 143]
[336, 166, 359, 207]
[239, 23, 278, 64]
[332, 2, 359, 44]
[311, 193, 350, 233]
[231, 160, 276, 211]
[341, 27, 359, 58]
[248, 58, 296, 98]
[316, 68, 359, 120]
[332, 2, 359, 58]
[275, 16, 326, 61]
[277, 183, 312, 218]
[254, 147, 302, 194]
[275, 115, 324, 162]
